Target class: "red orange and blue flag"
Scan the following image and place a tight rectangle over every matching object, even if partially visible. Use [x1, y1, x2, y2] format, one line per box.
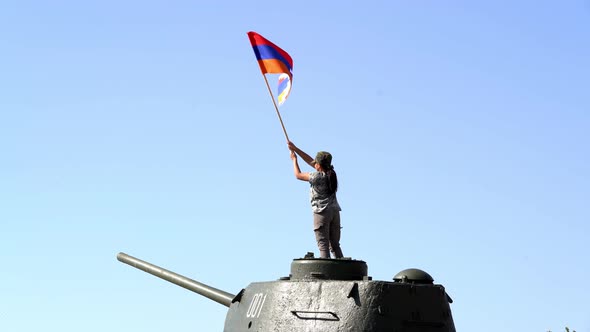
[247, 31, 293, 78]
[247, 31, 293, 139]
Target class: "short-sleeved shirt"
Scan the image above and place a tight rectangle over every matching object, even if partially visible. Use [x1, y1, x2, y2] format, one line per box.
[309, 171, 341, 213]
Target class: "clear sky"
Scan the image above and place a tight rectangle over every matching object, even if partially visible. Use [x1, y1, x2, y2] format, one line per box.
[1, 1, 588, 331]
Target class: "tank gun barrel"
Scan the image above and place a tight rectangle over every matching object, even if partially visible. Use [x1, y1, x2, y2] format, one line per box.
[117, 252, 234, 307]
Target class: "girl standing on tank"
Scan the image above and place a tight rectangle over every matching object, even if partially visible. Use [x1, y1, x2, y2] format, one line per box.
[288, 141, 343, 259]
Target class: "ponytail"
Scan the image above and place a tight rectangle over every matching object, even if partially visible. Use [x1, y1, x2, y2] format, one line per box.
[326, 166, 338, 195]
[317, 156, 338, 195]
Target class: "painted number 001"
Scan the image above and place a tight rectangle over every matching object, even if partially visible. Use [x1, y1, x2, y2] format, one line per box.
[246, 293, 267, 318]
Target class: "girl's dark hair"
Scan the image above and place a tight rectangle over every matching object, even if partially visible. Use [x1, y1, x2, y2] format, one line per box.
[322, 163, 338, 195]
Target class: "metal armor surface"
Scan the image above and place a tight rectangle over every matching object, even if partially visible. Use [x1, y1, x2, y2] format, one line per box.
[118, 252, 456, 332]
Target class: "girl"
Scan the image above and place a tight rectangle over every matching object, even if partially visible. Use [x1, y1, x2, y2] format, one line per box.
[288, 141, 343, 259]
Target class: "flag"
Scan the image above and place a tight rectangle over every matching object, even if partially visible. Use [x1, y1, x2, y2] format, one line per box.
[277, 73, 291, 106]
[247, 31, 293, 78]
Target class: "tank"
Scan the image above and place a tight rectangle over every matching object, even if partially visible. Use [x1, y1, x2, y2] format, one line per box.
[117, 252, 456, 331]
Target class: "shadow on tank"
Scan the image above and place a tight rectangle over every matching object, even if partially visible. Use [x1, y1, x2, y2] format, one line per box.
[117, 251, 455, 331]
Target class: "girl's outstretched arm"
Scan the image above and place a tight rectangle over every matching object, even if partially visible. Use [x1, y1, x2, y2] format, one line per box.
[290, 150, 310, 181]
[288, 141, 315, 167]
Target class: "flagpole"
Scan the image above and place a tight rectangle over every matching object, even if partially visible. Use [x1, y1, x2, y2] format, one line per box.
[262, 74, 289, 141]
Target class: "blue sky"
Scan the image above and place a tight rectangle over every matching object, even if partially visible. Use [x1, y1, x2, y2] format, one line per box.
[1, 1, 588, 331]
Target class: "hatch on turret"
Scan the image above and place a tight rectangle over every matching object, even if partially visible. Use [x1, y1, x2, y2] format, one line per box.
[287, 252, 369, 281]
[393, 268, 434, 284]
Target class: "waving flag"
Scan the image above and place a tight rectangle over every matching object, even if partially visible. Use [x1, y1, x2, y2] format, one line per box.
[247, 31, 293, 78]
[247, 31, 293, 140]
[277, 73, 291, 106]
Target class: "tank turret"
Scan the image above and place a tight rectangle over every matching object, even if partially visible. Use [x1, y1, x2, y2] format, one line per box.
[118, 252, 455, 331]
